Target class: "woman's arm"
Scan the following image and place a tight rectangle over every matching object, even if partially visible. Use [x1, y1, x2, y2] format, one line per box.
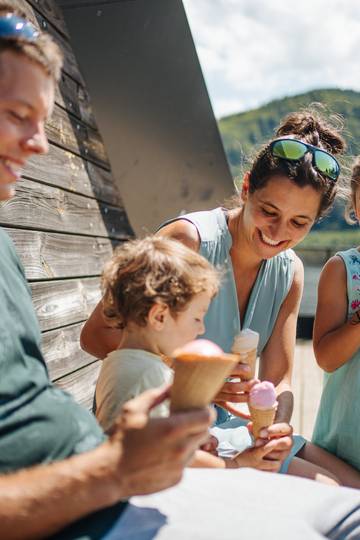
[80, 300, 123, 359]
[81, 219, 200, 359]
[155, 219, 201, 251]
[259, 254, 304, 424]
[313, 255, 360, 372]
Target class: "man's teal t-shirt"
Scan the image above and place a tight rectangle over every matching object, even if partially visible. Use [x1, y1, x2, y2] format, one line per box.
[0, 227, 105, 471]
[0, 227, 128, 538]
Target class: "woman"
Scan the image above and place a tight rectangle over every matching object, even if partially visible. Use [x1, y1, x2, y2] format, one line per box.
[82, 109, 360, 482]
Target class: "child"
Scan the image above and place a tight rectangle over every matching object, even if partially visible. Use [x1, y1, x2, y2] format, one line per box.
[94, 236, 295, 470]
[95, 235, 220, 432]
[312, 157, 360, 476]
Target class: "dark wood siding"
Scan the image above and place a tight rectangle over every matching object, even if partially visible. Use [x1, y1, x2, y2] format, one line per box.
[2, 1, 134, 407]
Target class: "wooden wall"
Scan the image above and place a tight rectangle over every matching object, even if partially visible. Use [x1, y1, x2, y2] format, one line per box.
[1, 1, 133, 408]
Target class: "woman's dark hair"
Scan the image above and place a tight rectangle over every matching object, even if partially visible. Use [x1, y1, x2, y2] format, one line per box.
[248, 106, 347, 219]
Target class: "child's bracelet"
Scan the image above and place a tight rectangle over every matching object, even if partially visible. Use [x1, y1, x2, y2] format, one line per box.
[350, 310, 360, 325]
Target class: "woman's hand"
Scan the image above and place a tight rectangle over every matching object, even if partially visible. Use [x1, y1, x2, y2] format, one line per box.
[227, 435, 292, 472]
[214, 363, 259, 419]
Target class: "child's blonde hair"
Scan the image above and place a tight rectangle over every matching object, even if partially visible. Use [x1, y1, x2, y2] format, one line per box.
[101, 236, 220, 329]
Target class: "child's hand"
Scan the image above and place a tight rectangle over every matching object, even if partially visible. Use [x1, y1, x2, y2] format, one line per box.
[227, 436, 292, 472]
[200, 434, 219, 456]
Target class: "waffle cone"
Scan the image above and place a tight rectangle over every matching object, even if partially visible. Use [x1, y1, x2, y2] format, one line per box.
[249, 404, 277, 439]
[170, 352, 238, 412]
[233, 348, 257, 379]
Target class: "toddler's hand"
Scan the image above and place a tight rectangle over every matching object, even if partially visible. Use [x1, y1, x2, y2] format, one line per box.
[200, 434, 219, 456]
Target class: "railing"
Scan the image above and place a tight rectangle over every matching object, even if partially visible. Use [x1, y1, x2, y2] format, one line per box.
[295, 246, 338, 266]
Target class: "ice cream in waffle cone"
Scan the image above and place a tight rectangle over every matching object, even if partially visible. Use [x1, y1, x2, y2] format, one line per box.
[232, 329, 259, 380]
[248, 381, 278, 439]
[170, 339, 239, 412]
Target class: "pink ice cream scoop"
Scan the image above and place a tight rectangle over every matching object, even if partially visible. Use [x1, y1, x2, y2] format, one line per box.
[249, 381, 277, 410]
[175, 339, 223, 357]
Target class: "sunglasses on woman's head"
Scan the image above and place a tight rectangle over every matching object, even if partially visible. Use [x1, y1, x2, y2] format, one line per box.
[0, 13, 39, 42]
[269, 138, 340, 182]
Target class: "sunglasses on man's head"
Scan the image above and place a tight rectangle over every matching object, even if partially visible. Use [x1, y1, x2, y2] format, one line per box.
[0, 13, 39, 42]
[269, 138, 340, 182]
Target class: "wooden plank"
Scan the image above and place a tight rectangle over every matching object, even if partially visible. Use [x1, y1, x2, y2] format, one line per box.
[16, 2, 96, 128]
[0, 178, 133, 239]
[55, 361, 101, 410]
[56, 72, 97, 130]
[46, 105, 109, 168]
[24, 144, 123, 205]
[5, 228, 117, 280]
[42, 322, 94, 380]
[26, 0, 70, 38]
[16, 0, 85, 85]
[31, 276, 101, 331]
[15, 0, 83, 84]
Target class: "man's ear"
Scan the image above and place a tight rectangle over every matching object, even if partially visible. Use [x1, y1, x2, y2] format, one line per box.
[148, 302, 169, 330]
[241, 171, 250, 203]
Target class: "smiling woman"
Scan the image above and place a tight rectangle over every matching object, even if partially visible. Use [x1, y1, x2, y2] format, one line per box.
[79, 106, 360, 487]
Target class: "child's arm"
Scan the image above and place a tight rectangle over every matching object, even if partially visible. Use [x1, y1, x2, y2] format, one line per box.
[188, 436, 291, 472]
[313, 256, 360, 372]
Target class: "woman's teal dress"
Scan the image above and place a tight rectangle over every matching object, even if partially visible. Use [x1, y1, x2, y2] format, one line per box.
[160, 208, 305, 473]
[312, 249, 360, 471]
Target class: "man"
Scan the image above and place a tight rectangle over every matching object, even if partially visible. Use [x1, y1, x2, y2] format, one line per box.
[0, 5, 212, 538]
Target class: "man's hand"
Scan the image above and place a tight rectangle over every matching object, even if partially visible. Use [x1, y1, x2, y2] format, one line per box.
[214, 363, 259, 418]
[109, 386, 214, 497]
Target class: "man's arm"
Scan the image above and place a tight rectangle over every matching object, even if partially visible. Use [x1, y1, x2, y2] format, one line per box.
[0, 388, 212, 540]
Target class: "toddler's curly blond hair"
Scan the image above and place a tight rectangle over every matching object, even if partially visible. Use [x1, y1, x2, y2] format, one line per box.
[101, 236, 220, 329]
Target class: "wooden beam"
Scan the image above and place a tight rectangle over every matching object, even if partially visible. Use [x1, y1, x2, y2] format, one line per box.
[0, 178, 133, 239]
[46, 105, 109, 168]
[5, 228, 118, 280]
[42, 322, 96, 380]
[24, 144, 123, 205]
[26, 0, 70, 38]
[31, 276, 101, 332]
[55, 361, 101, 410]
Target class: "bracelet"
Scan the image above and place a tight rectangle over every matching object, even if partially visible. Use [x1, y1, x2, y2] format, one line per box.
[350, 310, 360, 325]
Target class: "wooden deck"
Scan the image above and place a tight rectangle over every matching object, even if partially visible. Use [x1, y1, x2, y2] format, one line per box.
[292, 339, 323, 440]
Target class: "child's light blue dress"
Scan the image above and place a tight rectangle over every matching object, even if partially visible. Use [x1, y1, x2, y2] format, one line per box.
[160, 208, 306, 472]
[312, 248, 360, 471]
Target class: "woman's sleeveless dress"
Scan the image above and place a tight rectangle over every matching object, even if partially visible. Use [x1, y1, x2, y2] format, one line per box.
[312, 248, 360, 471]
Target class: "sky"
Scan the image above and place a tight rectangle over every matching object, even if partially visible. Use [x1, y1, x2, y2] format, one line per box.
[182, 0, 360, 118]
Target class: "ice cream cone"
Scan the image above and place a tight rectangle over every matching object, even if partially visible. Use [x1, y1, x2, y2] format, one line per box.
[249, 404, 277, 439]
[232, 329, 259, 379]
[170, 340, 239, 412]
